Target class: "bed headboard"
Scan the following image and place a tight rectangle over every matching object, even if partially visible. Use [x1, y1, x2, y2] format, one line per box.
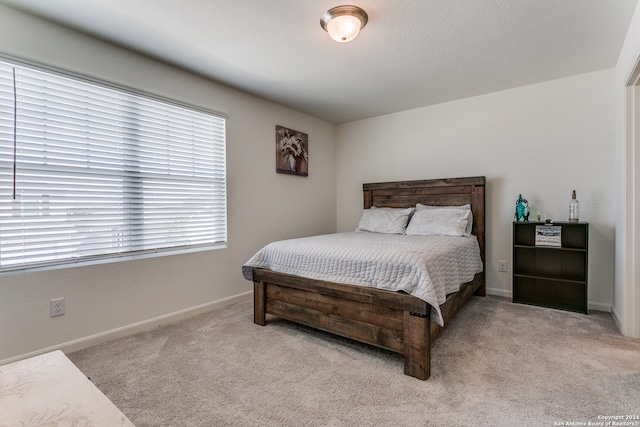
[362, 176, 486, 262]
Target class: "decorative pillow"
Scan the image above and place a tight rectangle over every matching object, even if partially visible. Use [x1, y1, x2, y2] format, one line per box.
[415, 203, 473, 237]
[406, 205, 473, 237]
[356, 206, 414, 234]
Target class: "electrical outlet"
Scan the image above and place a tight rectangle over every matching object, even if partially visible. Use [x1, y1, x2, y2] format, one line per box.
[50, 297, 65, 317]
[498, 261, 508, 273]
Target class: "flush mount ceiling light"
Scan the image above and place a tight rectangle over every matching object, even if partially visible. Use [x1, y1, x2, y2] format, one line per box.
[320, 5, 368, 43]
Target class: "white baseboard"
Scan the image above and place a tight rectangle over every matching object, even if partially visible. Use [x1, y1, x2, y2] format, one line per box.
[1, 291, 253, 366]
[588, 301, 612, 313]
[611, 304, 623, 332]
[486, 287, 511, 298]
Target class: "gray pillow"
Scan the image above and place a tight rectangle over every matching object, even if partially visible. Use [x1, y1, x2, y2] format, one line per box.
[356, 207, 414, 234]
[407, 204, 473, 237]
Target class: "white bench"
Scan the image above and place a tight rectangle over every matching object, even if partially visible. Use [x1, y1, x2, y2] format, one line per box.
[0, 350, 135, 426]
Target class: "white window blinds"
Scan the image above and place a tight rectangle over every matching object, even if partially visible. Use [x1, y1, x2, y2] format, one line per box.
[0, 59, 227, 272]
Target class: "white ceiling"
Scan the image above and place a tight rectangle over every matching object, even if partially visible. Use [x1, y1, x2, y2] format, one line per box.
[1, 0, 638, 124]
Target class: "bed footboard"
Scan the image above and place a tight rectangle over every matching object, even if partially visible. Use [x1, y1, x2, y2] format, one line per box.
[252, 268, 483, 380]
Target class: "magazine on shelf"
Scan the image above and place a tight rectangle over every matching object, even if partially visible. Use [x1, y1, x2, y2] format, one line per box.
[535, 225, 562, 247]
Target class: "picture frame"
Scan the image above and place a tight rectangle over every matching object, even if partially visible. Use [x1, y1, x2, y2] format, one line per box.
[276, 125, 308, 176]
[535, 225, 562, 247]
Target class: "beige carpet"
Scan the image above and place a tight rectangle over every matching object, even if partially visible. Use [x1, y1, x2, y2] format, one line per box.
[68, 296, 640, 426]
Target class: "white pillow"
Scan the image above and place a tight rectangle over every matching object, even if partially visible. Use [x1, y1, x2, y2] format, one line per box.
[356, 207, 414, 234]
[406, 205, 473, 237]
[415, 204, 473, 236]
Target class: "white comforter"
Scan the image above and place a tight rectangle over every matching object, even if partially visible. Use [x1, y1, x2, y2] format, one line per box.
[242, 232, 483, 326]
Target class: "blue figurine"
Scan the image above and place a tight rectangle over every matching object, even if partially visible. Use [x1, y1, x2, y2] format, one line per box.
[514, 194, 530, 222]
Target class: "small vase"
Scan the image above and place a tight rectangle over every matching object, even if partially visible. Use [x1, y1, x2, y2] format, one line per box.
[287, 154, 296, 172]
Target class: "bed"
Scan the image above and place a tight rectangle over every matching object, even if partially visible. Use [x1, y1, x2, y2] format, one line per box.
[244, 176, 485, 380]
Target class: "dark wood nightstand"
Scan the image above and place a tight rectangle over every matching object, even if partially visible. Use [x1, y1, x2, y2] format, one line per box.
[512, 221, 588, 314]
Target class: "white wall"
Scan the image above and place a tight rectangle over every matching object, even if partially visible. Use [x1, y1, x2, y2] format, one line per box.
[0, 5, 337, 363]
[614, 2, 640, 338]
[336, 70, 616, 310]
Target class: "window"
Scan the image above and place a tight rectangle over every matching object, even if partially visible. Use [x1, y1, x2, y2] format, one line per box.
[0, 58, 227, 272]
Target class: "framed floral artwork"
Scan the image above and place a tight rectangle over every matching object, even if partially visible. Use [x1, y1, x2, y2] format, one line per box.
[276, 125, 308, 176]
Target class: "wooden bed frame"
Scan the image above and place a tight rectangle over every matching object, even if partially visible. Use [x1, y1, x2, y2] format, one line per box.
[252, 176, 486, 380]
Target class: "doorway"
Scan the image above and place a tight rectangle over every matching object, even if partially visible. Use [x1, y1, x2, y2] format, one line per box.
[624, 57, 640, 338]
